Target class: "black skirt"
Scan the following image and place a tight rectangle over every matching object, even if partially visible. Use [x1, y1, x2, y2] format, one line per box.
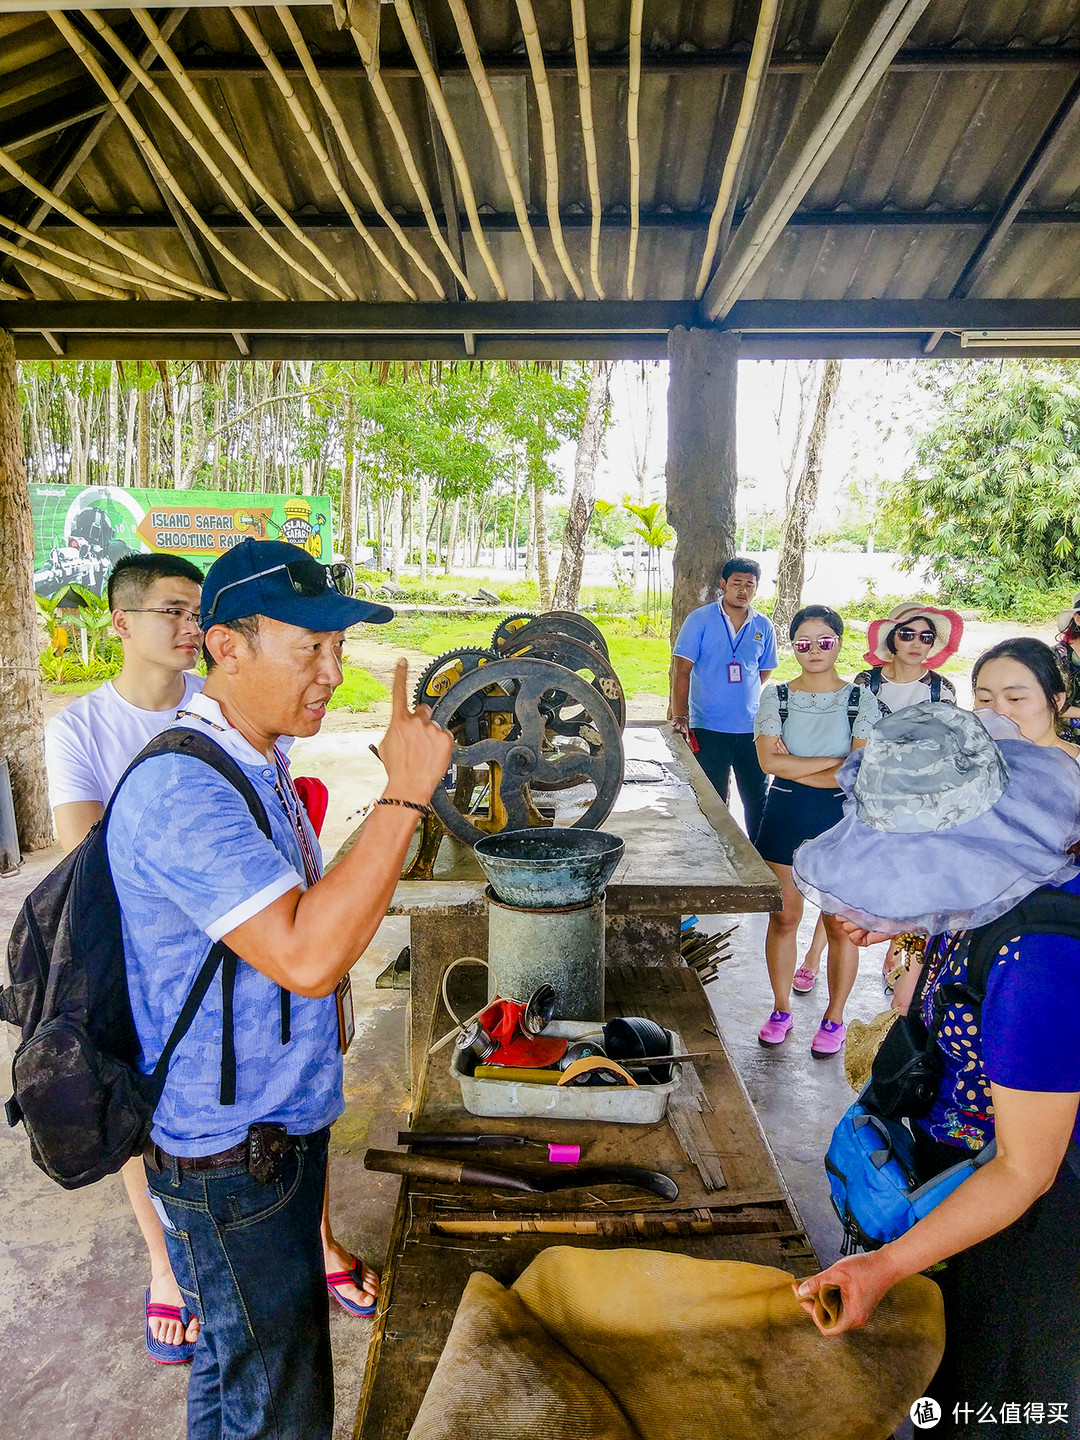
[754, 778, 845, 867]
[915, 1128, 1080, 1436]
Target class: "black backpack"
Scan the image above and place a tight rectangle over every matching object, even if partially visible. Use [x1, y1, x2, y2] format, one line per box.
[866, 666, 941, 715]
[868, 888, 1080, 1124]
[776, 682, 862, 731]
[0, 728, 283, 1190]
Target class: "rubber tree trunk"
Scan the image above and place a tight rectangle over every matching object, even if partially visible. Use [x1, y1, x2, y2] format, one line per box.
[553, 361, 611, 610]
[772, 359, 842, 642]
[666, 328, 739, 646]
[533, 480, 553, 609]
[0, 331, 52, 851]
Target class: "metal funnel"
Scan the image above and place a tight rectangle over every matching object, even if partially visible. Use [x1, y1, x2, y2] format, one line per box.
[473, 828, 624, 909]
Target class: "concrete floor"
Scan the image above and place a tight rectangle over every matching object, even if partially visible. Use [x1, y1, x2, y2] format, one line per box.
[0, 761, 888, 1438]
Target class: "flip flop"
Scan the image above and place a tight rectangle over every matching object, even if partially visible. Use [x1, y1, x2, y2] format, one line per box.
[145, 1288, 197, 1364]
[326, 1255, 379, 1318]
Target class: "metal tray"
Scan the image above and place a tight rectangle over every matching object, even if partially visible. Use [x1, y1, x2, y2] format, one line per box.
[451, 1021, 683, 1123]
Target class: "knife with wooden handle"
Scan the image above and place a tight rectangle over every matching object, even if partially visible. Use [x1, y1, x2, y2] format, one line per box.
[364, 1149, 679, 1201]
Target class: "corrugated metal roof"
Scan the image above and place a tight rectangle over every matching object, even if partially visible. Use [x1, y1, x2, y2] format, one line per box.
[4, 2, 1080, 347]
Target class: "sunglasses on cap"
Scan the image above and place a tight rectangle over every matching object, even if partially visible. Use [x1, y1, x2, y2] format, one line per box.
[793, 636, 838, 653]
[205, 557, 354, 620]
[895, 627, 936, 646]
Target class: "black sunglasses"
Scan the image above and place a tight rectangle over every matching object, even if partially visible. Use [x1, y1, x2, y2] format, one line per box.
[895, 627, 936, 645]
[206, 558, 353, 620]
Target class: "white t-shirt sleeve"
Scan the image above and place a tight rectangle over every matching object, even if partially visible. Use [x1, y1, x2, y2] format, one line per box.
[45, 712, 107, 808]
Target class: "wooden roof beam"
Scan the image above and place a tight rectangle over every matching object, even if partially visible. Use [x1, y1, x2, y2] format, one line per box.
[702, 0, 933, 320]
[949, 72, 1080, 298]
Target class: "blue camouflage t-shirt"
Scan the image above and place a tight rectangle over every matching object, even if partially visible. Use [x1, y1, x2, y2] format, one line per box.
[107, 690, 343, 1157]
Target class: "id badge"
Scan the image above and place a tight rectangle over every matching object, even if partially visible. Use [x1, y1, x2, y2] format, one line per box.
[336, 974, 355, 1054]
[728, 662, 742, 683]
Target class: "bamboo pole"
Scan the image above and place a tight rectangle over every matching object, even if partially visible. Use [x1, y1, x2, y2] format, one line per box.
[272, 5, 444, 300]
[0, 278, 31, 300]
[0, 146, 223, 300]
[0, 230, 130, 298]
[513, 0, 585, 299]
[84, 8, 343, 300]
[346, 13, 475, 297]
[392, 0, 506, 300]
[51, 13, 287, 300]
[445, 0, 554, 299]
[694, 0, 781, 298]
[230, 6, 415, 300]
[0, 210, 191, 298]
[626, 0, 643, 300]
[130, 9, 357, 300]
[570, 0, 604, 300]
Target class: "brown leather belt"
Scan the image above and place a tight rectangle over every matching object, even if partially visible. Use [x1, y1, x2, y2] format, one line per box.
[144, 1133, 297, 1173]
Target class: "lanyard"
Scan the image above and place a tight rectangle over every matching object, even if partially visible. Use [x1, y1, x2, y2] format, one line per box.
[273, 747, 322, 888]
[718, 604, 753, 663]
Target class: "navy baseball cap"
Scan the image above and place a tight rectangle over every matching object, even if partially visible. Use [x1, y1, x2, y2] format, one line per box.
[200, 539, 393, 630]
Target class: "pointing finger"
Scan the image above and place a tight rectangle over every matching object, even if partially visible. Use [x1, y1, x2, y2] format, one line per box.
[392, 658, 409, 715]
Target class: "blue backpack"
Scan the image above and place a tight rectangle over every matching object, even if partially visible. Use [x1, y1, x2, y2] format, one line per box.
[0, 729, 281, 1190]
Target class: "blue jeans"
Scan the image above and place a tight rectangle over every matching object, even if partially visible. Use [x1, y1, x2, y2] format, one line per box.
[145, 1129, 332, 1440]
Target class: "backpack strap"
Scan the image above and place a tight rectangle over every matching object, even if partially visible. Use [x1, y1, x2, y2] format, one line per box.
[965, 888, 1080, 1002]
[109, 728, 290, 1107]
[868, 666, 882, 696]
[929, 671, 942, 703]
[847, 686, 861, 733]
[776, 682, 788, 725]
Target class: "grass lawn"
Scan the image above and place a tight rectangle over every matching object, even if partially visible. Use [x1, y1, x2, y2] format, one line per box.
[328, 663, 389, 712]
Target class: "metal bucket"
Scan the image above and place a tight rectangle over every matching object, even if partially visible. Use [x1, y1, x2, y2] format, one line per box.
[486, 888, 604, 1021]
[473, 828, 624, 909]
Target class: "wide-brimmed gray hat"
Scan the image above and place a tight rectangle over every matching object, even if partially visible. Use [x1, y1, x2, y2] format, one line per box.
[792, 703, 1080, 935]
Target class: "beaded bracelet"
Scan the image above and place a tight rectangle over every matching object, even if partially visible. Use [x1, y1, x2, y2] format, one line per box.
[374, 796, 430, 815]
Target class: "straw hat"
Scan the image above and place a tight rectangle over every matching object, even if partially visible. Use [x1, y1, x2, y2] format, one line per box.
[1055, 593, 1080, 634]
[863, 602, 963, 669]
[792, 704, 1080, 936]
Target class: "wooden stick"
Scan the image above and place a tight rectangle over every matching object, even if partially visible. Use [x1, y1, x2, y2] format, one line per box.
[570, 0, 604, 300]
[0, 230, 129, 299]
[130, 8, 356, 299]
[445, 0, 554, 299]
[392, 0, 506, 300]
[0, 277, 31, 300]
[0, 210, 190, 298]
[626, 0, 643, 300]
[694, 0, 781, 297]
[232, 6, 421, 300]
[274, 4, 444, 300]
[84, 9, 342, 300]
[514, 0, 585, 299]
[345, 18, 475, 297]
[0, 147, 221, 300]
[52, 12, 287, 300]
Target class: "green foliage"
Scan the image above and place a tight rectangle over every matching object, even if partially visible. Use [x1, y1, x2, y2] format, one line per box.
[327, 664, 389, 712]
[893, 360, 1080, 614]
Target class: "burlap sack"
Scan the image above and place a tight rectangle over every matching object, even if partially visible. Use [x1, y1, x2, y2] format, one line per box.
[408, 1247, 945, 1440]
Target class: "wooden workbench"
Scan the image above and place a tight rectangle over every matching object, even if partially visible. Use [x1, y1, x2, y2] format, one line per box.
[353, 963, 816, 1440]
[331, 724, 781, 1090]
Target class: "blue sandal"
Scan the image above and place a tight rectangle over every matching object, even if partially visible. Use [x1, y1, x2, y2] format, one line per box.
[145, 1288, 197, 1364]
[326, 1255, 379, 1318]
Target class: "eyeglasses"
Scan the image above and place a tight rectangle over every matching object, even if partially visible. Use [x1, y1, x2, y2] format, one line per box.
[205, 558, 354, 620]
[123, 607, 202, 627]
[793, 636, 838, 653]
[895, 627, 936, 646]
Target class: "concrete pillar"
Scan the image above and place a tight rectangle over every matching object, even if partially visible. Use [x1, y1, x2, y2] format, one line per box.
[665, 327, 738, 647]
[0, 330, 52, 851]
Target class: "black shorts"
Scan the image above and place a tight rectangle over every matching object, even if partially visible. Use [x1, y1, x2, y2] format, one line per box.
[754, 778, 845, 867]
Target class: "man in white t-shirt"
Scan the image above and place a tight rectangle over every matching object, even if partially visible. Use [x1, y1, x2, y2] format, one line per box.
[47, 554, 206, 851]
[45, 553, 208, 1359]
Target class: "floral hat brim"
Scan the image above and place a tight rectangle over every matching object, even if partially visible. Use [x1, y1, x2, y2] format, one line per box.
[863, 603, 964, 669]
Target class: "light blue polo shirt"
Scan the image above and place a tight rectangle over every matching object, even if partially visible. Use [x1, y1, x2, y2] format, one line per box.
[674, 602, 778, 733]
[107, 691, 343, 1157]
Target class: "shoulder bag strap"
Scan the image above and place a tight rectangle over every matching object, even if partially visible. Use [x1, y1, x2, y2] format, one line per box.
[776, 682, 788, 724]
[929, 671, 942, 702]
[847, 686, 861, 732]
[869, 666, 882, 696]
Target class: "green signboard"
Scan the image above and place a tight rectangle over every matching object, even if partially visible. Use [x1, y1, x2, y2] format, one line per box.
[30, 484, 333, 598]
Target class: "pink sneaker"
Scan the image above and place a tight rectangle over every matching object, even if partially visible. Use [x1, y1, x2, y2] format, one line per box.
[811, 1019, 847, 1056]
[792, 966, 818, 994]
[758, 1011, 794, 1046]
